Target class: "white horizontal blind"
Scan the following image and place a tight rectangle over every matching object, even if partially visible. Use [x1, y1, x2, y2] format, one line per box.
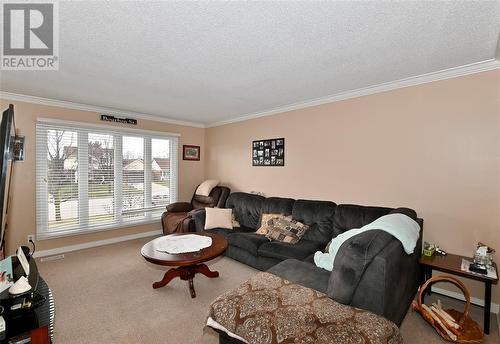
[36, 121, 178, 238]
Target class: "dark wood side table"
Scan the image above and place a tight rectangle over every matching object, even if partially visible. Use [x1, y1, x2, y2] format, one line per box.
[419, 253, 498, 335]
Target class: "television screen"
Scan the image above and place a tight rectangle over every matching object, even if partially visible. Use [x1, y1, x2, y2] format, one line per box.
[0, 104, 15, 253]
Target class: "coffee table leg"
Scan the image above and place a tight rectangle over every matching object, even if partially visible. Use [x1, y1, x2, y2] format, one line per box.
[153, 267, 183, 289]
[188, 278, 196, 298]
[484, 281, 491, 335]
[195, 264, 219, 278]
[151, 264, 220, 298]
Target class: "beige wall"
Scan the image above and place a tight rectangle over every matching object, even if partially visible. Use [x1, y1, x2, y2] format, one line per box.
[0, 99, 205, 254]
[206, 70, 500, 303]
[1, 70, 498, 304]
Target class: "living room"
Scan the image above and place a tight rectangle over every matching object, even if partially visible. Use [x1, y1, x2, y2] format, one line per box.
[0, 1, 499, 343]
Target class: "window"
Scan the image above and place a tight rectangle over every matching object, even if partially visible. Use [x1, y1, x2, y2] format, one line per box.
[36, 120, 178, 239]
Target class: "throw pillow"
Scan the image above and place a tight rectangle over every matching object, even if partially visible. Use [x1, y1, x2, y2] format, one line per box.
[265, 216, 309, 244]
[196, 180, 219, 197]
[231, 213, 240, 228]
[204, 208, 233, 230]
[255, 213, 286, 235]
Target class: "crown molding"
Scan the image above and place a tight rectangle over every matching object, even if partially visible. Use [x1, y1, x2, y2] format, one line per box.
[2, 59, 498, 129]
[207, 59, 500, 128]
[0, 91, 206, 128]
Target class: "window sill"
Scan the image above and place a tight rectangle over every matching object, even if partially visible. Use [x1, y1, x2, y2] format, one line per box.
[37, 218, 161, 241]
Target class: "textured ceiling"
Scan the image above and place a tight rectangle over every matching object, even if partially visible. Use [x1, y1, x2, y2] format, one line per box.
[1, 1, 499, 125]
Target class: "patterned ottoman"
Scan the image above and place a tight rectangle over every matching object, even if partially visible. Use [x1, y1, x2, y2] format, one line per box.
[206, 272, 403, 344]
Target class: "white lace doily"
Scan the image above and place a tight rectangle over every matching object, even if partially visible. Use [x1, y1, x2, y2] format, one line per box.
[155, 234, 212, 254]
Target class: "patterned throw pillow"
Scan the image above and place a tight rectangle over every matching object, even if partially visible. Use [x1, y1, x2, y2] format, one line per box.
[255, 213, 286, 235]
[231, 213, 240, 228]
[265, 216, 309, 244]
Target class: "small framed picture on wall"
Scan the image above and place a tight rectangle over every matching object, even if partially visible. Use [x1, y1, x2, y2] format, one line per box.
[183, 145, 200, 161]
[13, 136, 25, 162]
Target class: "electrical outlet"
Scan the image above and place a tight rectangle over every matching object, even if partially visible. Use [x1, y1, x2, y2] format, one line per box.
[27, 234, 35, 244]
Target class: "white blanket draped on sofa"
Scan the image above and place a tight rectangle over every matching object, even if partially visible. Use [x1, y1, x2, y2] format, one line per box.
[314, 213, 420, 271]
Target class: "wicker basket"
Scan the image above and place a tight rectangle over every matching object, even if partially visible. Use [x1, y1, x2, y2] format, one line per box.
[412, 275, 484, 343]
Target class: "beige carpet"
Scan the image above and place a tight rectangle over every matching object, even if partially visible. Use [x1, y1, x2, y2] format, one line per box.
[37, 237, 499, 343]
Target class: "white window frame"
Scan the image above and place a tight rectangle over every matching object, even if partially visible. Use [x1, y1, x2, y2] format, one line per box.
[36, 118, 179, 240]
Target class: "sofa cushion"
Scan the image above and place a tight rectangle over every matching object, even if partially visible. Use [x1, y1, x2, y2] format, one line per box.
[227, 232, 270, 256]
[304, 253, 316, 264]
[258, 239, 324, 261]
[205, 225, 254, 238]
[267, 259, 331, 294]
[291, 199, 336, 244]
[205, 227, 234, 239]
[226, 192, 265, 229]
[332, 204, 393, 237]
[224, 245, 281, 271]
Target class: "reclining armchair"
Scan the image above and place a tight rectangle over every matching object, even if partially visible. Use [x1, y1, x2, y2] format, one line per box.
[161, 185, 230, 234]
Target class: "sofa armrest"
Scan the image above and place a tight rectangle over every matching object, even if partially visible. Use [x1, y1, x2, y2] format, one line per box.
[187, 208, 204, 217]
[349, 225, 423, 326]
[192, 209, 206, 232]
[166, 202, 193, 213]
[326, 230, 394, 304]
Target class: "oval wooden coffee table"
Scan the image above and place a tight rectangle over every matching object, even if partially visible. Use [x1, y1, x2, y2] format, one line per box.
[141, 232, 228, 298]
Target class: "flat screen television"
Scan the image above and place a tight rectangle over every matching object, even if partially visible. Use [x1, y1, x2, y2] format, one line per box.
[0, 104, 15, 255]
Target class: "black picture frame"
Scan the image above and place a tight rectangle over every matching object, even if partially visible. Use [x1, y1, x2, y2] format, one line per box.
[13, 136, 24, 162]
[252, 138, 284, 166]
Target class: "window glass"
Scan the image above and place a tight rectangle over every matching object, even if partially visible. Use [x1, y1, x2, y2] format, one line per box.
[36, 122, 178, 238]
[122, 136, 145, 221]
[88, 133, 114, 225]
[47, 130, 79, 230]
[152, 138, 170, 208]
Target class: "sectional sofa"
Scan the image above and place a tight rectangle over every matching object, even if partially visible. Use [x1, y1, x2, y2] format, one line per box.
[192, 192, 423, 326]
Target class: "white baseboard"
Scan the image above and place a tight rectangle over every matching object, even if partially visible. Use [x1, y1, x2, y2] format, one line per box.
[432, 286, 499, 314]
[33, 230, 162, 258]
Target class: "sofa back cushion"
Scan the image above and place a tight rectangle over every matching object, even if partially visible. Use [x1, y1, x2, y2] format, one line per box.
[262, 197, 295, 216]
[332, 204, 393, 237]
[291, 200, 336, 244]
[226, 192, 265, 229]
[389, 207, 417, 220]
